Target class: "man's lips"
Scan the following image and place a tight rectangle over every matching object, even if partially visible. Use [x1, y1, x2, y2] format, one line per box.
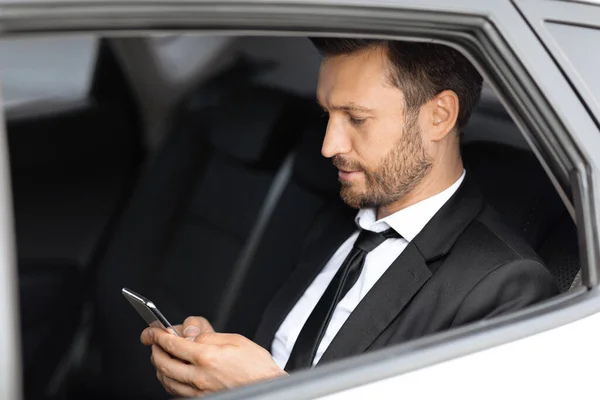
[338, 169, 363, 180]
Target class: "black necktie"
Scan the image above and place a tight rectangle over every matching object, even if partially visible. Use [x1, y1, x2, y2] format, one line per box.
[285, 227, 401, 372]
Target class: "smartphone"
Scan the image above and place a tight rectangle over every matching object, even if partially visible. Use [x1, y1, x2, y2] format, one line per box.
[122, 288, 180, 336]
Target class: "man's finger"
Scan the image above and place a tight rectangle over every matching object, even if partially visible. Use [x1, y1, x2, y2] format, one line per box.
[152, 328, 204, 363]
[183, 316, 214, 336]
[156, 372, 176, 396]
[151, 344, 196, 383]
[156, 371, 201, 397]
[193, 331, 243, 346]
[171, 324, 184, 337]
[183, 325, 201, 338]
[142, 326, 177, 345]
[161, 374, 204, 398]
[141, 327, 153, 346]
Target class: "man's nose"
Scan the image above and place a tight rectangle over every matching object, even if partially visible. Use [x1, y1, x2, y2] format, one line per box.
[321, 119, 351, 158]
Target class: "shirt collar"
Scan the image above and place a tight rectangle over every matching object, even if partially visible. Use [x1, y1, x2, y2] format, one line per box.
[354, 170, 466, 241]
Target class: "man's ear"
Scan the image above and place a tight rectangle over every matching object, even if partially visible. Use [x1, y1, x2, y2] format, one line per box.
[428, 90, 459, 141]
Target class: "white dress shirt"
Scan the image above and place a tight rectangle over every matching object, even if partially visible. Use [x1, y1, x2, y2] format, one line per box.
[271, 170, 466, 369]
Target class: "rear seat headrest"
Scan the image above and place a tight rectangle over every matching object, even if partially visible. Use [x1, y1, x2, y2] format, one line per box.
[207, 87, 300, 166]
[293, 117, 340, 198]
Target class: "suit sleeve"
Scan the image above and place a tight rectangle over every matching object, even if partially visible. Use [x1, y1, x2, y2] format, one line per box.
[452, 259, 560, 325]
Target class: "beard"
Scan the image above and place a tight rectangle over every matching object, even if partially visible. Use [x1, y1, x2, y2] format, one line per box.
[332, 116, 433, 209]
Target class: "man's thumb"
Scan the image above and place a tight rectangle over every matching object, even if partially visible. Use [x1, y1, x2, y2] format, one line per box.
[183, 325, 201, 338]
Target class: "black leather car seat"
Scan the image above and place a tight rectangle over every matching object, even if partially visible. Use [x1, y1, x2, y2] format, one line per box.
[462, 141, 579, 292]
[88, 83, 315, 399]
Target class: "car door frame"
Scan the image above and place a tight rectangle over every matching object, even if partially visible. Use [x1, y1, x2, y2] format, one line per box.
[1, 1, 600, 399]
[514, 0, 600, 127]
[0, 82, 22, 400]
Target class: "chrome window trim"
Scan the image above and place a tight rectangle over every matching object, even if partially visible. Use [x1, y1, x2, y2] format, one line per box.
[0, 82, 22, 400]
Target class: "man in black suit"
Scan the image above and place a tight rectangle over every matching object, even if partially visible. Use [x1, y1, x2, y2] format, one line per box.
[140, 38, 558, 397]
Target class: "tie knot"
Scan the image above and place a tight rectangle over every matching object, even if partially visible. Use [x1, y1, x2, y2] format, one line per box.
[354, 228, 401, 253]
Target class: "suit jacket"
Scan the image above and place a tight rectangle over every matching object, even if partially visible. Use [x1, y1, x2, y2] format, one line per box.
[254, 174, 559, 366]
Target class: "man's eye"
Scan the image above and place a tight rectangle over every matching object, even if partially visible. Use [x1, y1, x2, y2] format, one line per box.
[349, 116, 366, 126]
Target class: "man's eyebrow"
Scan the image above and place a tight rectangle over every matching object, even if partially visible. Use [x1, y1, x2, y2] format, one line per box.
[316, 98, 372, 113]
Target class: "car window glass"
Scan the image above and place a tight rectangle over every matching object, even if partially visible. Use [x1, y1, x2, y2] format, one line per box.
[0, 35, 98, 112]
[230, 36, 321, 96]
[149, 35, 234, 84]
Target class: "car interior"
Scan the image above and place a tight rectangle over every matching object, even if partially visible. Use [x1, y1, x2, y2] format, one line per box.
[0, 34, 581, 400]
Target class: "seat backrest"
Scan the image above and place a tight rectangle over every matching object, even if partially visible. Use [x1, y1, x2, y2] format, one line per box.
[91, 84, 312, 399]
[537, 211, 580, 291]
[462, 141, 579, 292]
[222, 113, 350, 337]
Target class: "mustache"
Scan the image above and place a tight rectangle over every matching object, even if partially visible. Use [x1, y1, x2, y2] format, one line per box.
[331, 155, 366, 172]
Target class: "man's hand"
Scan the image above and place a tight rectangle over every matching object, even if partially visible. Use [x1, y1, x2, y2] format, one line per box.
[176, 316, 216, 339]
[141, 316, 287, 397]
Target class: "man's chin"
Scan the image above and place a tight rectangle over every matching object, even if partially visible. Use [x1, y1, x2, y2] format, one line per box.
[339, 186, 369, 209]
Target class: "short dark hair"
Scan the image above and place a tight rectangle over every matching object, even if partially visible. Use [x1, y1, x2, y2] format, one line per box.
[309, 38, 483, 129]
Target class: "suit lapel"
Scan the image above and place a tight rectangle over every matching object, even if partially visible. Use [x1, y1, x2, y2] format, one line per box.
[319, 242, 431, 363]
[254, 203, 356, 349]
[256, 174, 483, 355]
[319, 175, 483, 362]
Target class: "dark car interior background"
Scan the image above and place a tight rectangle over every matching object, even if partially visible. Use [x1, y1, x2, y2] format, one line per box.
[0, 35, 580, 400]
